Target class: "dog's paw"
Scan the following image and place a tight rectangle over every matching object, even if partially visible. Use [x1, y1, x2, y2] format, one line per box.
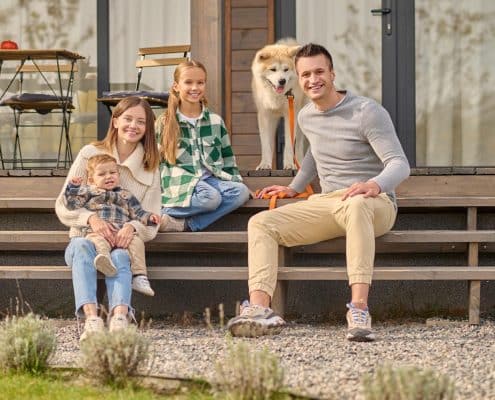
[283, 163, 297, 170]
[256, 162, 272, 170]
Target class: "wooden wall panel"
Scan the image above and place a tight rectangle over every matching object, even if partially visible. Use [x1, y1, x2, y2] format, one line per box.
[225, 0, 274, 171]
[232, 93, 256, 113]
[232, 8, 268, 29]
[232, 71, 252, 92]
[231, 29, 268, 49]
[231, 50, 257, 70]
[231, 113, 258, 133]
[232, 0, 267, 7]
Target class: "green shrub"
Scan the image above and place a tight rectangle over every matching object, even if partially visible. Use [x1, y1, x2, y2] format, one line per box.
[214, 341, 284, 400]
[362, 365, 455, 400]
[0, 313, 56, 374]
[79, 326, 151, 387]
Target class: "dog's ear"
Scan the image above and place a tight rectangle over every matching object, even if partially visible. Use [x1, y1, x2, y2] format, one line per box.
[257, 51, 270, 61]
[289, 45, 301, 57]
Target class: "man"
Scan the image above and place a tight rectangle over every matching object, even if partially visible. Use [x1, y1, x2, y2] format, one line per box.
[227, 43, 410, 342]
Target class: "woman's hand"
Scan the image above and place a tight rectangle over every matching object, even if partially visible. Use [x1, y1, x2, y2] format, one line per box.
[115, 224, 136, 249]
[88, 215, 117, 246]
[256, 185, 298, 199]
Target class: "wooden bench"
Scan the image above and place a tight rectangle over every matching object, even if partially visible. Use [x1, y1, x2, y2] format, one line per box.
[1, 175, 495, 323]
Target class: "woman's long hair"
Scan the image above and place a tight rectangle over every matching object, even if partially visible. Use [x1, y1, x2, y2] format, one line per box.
[92, 96, 160, 171]
[159, 60, 208, 164]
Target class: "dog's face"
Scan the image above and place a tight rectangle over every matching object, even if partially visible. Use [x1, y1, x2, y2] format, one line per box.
[252, 44, 300, 95]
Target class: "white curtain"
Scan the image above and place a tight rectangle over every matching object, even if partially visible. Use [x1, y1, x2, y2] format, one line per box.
[415, 0, 495, 166]
[296, 0, 382, 103]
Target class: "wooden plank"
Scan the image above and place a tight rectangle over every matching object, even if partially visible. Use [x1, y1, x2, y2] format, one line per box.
[232, 134, 260, 147]
[231, 8, 267, 29]
[1, 230, 493, 252]
[138, 45, 191, 55]
[231, 29, 268, 50]
[1, 266, 495, 281]
[232, 49, 256, 70]
[232, 0, 267, 7]
[232, 92, 256, 112]
[467, 206, 480, 324]
[236, 155, 261, 170]
[232, 112, 258, 133]
[2, 195, 495, 211]
[396, 176, 495, 197]
[136, 57, 188, 68]
[396, 197, 495, 208]
[18, 64, 77, 73]
[0, 177, 65, 197]
[232, 144, 261, 155]
[272, 246, 289, 316]
[232, 72, 253, 92]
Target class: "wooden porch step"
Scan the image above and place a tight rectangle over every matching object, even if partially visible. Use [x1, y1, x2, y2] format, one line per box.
[1, 265, 495, 281]
[1, 230, 494, 251]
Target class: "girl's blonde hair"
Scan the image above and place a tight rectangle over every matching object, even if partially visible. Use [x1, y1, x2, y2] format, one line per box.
[91, 96, 160, 171]
[159, 60, 208, 164]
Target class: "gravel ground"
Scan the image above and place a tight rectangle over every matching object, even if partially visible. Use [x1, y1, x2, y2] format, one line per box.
[51, 318, 495, 399]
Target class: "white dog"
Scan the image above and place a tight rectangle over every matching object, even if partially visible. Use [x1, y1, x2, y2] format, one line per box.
[251, 39, 307, 170]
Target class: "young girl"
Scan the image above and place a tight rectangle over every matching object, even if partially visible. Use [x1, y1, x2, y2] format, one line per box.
[157, 60, 250, 232]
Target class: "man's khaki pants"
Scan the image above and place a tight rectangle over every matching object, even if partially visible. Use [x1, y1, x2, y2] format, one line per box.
[248, 189, 397, 297]
[86, 233, 147, 276]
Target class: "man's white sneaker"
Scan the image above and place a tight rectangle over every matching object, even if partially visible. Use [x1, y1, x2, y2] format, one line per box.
[132, 275, 155, 296]
[226, 300, 285, 337]
[109, 314, 129, 332]
[94, 254, 117, 276]
[159, 214, 186, 232]
[346, 303, 375, 342]
[79, 316, 104, 342]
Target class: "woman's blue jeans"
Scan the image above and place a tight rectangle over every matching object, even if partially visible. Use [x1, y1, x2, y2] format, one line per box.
[65, 237, 132, 317]
[163, 176, 250, 231]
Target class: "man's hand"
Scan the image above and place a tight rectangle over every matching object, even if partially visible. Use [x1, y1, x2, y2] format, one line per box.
[149, 214, 160, 225]
[88, 215, 117, 246]
[342, 181, 381, 200]
[70, 176, 83, 186]
[115, 224, 136, 249]
[256, 185, 298, 199]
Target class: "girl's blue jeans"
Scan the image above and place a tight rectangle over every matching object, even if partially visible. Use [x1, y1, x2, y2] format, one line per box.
[163, 176, 250, 231]
[65, 237, 132, 317]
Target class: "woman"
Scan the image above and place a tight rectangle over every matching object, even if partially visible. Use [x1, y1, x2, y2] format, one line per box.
[55, 96, 161, 341]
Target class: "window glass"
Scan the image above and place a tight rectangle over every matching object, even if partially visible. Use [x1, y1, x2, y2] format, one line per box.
[415, 0, 495, 166]
[109, 0, 190, 97]
[0, 0, 97, 168]
[296, 0, 382, 103]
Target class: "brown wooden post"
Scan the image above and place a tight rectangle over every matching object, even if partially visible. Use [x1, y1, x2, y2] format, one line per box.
[271, 245, 289, 316]
[467, 206, 480, 324]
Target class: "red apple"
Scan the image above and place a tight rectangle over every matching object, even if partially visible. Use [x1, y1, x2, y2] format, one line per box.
[1, 40, 19, 50]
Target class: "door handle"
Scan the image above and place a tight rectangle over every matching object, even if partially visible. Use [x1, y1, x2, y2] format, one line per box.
[371, 8, 391, 16]
[371, 7, 392, 35]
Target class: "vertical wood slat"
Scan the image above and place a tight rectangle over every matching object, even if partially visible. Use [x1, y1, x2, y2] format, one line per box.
[272, 246, 289, 317]
[467, 207, 480, 324]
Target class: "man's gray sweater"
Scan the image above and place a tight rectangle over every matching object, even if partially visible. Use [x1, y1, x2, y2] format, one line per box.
[290, 91, 410, 196]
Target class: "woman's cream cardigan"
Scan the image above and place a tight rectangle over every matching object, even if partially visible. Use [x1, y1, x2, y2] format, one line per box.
[55, 143, 161, 242]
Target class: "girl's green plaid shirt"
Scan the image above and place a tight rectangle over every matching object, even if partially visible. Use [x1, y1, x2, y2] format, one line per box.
[158, 107, 243, 207]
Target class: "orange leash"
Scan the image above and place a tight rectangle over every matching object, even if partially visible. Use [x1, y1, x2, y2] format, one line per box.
[255, 92, 313, 209]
